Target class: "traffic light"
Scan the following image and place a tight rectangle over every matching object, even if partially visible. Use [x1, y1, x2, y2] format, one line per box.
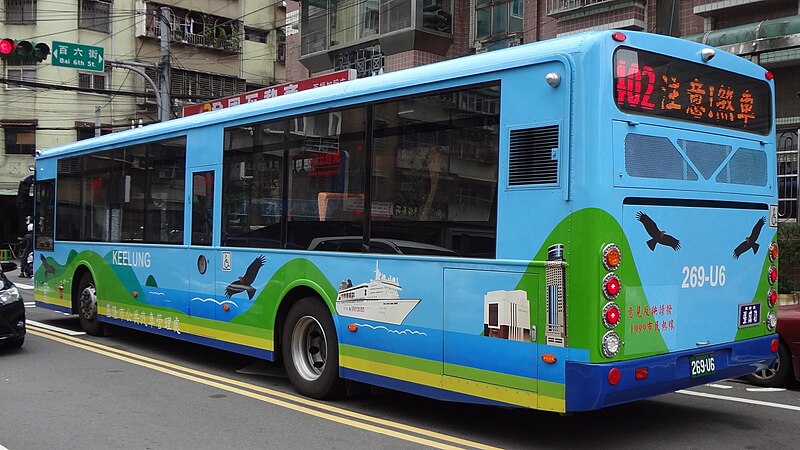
[0, 38, 50, 62]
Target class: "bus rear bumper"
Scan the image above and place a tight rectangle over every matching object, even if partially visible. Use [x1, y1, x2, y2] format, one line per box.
[564, 334, 777, 412]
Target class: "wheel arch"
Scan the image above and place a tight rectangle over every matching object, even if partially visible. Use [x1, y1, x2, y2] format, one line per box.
[71, 264, 95, 314]
[274, 283, 336, 359]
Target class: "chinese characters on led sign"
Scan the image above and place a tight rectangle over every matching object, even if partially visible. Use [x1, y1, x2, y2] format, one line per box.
[613, 48, 771, 135]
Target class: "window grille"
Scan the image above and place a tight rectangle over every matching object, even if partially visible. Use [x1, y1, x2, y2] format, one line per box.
[79, 0, 111, 33]
[4, 0, 36, 23]
[3, 125, 36, 155]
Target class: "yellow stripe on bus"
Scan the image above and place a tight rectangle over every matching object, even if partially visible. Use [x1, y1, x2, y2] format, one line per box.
[341, 355, 565, 411]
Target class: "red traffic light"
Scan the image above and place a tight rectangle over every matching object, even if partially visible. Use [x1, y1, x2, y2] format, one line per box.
[0, 38, 16, 56]
[0, 39, 49, 62]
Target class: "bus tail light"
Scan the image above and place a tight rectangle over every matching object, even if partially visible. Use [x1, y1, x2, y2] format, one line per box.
[635, 367, 649, 380]
[768, 288, 777, 308]
[603, 302, 621, 329]
[602, 244, 621, 271]
[603, 273, 621, 299]
[608, 367, 621, 385]
[601, 331, 621, 358]
[765, 71, 774, 80]
[768, 243, 778, 262]
[611, 32, 627, 42]
[771, 339, 779, 353]
[768, 266, 778, 285]
[766, 311, 777, 331]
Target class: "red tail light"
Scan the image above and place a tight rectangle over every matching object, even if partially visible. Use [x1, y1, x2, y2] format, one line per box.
[771, 339, 779, 353]
[768, 288, 777, 308]
[611, 32, 627, 42]
[608, 367, 621, 385]
[768, 266, 778, 285]
[603, 302, 621, 329]
[635, 367, 649, 380]
[603, 273, 621, 299]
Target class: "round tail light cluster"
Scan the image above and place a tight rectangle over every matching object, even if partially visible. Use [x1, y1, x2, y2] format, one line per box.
[768, 288, 778, 308]
[768, 243, 779, 262]
[768, 265, 778, 285]
[601, 243, 623, 359]
[602, 331, 622, 358]
[603, 302, 621, 329]
[766, 310, 778, 331]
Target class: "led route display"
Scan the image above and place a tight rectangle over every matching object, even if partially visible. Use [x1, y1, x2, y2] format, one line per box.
[613, 47, 771, 135]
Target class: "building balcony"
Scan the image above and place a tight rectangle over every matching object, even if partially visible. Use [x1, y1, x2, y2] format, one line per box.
[546, 0, 646, 20]
[141, 4, 242, 54]
[299, 0, 454, 73]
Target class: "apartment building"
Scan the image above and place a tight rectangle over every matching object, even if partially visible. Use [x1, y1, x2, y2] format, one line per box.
[0, 0, 285, 243]
[285, 0, 800, 221]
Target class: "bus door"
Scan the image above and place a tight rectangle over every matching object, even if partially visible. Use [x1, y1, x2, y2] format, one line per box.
[186, 168, 218, 328]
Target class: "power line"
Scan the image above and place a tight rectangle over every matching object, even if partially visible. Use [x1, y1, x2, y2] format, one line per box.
[0, 77, 214, 100]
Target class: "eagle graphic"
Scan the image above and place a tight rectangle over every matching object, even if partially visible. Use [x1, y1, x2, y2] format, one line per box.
[40, 254, 56, 278]
[733, 217, 766, 259]
[224, 255, 265, 299]
[636, 211, 681, 251]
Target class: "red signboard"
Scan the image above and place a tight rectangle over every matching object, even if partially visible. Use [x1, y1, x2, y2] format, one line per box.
[182, 69, 357, 117]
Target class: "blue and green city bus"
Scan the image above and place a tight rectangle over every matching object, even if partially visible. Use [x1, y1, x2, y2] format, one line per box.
[32, 30, 780, 412]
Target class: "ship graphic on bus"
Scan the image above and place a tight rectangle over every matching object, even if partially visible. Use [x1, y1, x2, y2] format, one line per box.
[336, 262, 420, 325]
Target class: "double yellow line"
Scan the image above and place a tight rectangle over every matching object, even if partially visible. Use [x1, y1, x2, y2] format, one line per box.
[27, 325, 500, 450]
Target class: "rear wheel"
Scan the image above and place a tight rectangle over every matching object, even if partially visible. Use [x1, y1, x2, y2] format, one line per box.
[282, 297, 344, 399]
[745, 341, 792, 388]
[77, 272, 104, 336]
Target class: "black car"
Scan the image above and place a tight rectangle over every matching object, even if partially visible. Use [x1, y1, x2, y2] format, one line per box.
[0, 261, 25, 349]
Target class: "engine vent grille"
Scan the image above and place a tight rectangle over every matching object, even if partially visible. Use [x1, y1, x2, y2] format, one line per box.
[508, 125, 560, 186]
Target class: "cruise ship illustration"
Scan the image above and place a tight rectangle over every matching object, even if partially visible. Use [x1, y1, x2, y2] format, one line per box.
[336, 262, 420, 325]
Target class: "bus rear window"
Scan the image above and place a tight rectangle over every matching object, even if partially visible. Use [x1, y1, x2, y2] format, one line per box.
[613, 47, 771, 135]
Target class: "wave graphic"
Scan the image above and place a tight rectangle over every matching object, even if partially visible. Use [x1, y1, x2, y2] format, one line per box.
[190, 297, 239, 308]
[148, 291, 166, 296]
[352, 323, 427, 336]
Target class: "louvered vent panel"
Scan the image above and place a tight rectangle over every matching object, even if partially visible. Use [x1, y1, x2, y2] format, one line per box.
[508, 125, 560, 186]
[57, 157, 81, 175]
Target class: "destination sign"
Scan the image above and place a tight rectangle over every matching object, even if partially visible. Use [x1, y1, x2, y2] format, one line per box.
[613, 47, 771, 135]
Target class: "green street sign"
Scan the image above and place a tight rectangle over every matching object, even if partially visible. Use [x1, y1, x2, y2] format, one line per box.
[51, 41, 104, 72]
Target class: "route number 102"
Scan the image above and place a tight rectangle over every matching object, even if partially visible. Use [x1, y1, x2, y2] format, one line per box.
[681, 265, 726, 288]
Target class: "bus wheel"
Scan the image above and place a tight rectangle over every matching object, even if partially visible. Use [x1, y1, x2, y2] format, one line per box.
[77, 273, 104, 336]
[282, 297, 344, 399]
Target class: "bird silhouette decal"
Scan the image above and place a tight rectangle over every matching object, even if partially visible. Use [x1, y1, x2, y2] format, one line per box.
[733, 217, 766, 259]
[636, 211, 681, 251]
[224, 255, 265, 299]
[40, 254, 56, 278]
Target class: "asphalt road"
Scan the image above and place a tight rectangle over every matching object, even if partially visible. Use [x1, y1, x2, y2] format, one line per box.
[3, 271, 800, 450]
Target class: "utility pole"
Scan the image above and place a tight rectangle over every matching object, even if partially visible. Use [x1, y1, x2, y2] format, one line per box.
[95, 106, 101, 137]
[159, 6, 172, 122]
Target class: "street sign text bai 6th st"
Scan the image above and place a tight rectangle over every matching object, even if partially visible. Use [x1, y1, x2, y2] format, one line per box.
[51, 41, 104, 72]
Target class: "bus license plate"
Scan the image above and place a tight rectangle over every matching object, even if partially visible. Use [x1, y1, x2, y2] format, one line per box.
[690, 353, 716, 378]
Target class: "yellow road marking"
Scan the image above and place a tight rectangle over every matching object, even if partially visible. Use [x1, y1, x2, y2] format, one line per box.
[28, 326, 500, 450]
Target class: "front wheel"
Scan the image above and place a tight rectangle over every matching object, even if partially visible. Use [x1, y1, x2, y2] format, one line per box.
[282, 297, 344, 399]
[77, 272, 104, 336]
[3, 336, 24, 350]
[744, 341, 792, 388]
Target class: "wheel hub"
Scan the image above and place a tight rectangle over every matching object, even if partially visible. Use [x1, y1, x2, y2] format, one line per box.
[291, 315, 327, 381]
[79, 285, 97, 321]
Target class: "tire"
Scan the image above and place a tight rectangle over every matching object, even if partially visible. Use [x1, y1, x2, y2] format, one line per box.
[744, 341, 792, 388]
[3, 336, 24, 349]
[281, 297, 345, 399]
[77, 272, 104, 336]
